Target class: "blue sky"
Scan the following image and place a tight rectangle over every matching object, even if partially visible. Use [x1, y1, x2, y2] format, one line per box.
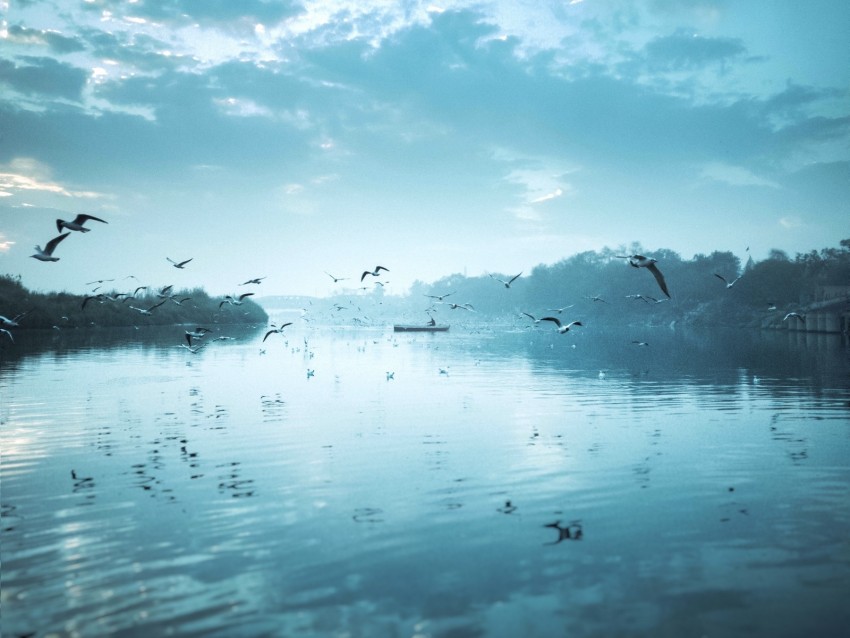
[1, 0, 848, 297]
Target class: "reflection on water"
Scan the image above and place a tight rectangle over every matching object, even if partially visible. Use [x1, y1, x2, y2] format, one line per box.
[2, 323, 849, 637]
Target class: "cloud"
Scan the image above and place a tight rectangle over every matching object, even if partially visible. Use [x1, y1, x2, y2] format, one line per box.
[0, 234, 16, 252]
[0, 158, 103, 198]
[643, 30, 747, 70]
[5, 25, 86, 54]
[779, 215, 803, 229]
[699, 162, 780, 188]
[0, 55, 88, 100]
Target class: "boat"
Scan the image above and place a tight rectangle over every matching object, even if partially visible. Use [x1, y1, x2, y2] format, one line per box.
[393, 324, 449, 332]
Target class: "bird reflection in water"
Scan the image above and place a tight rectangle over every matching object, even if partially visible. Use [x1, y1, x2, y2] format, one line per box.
[544, 520, 583, 544]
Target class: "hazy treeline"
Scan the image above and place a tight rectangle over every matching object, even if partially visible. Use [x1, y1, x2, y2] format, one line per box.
[0, 275, 268, 329]
[387, 239, 850, 328]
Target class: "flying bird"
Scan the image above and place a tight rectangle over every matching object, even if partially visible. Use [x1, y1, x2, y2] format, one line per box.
[783, 312, 805, 323]
[239, 277, 266, 285]
[540, 317, 583, 334]
[325, 272, 348, 283]
[167, 257, 193, 269]
[220, 292, 254, 308]
[0, 312, 29, 328]
[424, 291, 455, 301]
[617, 255, 671, 298]
[56, 214, 108, 233]
[128, 299, 168, 315]
[263, 322, 293, 342]
[521, 312, 542, 324]
[361, 266, 390, 282]
[714, 273, 742, 289]
[31, 233, 70, 262]
[489, 272, 522, 288]
[547, 304, 575, 314]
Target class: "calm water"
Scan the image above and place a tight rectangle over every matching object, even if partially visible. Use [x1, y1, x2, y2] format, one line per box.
[2, 321, 849, 637]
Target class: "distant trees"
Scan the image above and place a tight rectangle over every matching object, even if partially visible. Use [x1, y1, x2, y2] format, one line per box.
[0, 275, 267, 330]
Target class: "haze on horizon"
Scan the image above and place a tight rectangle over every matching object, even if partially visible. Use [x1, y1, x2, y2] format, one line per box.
[1, 1, 848, 299]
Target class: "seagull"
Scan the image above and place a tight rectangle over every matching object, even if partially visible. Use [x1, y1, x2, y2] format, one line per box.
[443, 302, 475, 311]
[179, 341, 208, 354]
[263, 322, 293, 342]
[547, 304, 574, 314]
[128, 299, 167, 315]
[714, 273, 742, 289]
[489, 272, 522, 288]
[617, 255, 671, 298]
[0, 312, 29, 328]
[540, 317, 583, 334]
[424, 291, 455, 301]
[239, 277, 266, 285]
[361, 266, 389, 282]
[156, 285, 174, 298]
[632, 340, 649, 346]
[185, 327, 212, 341]
[585, 294, 607, 303]
[31, 233, 70, 262]
[167, 257, 193, 269]
[783, 312, 805, 323]
[57, 214, 108, 233]
[325, 271, 348, 283]
[219, 292, 254, 308]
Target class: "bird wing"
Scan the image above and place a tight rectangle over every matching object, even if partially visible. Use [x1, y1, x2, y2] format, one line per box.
[45, 233, 70, 254]
[508, 272, 522, 284]
[521, 312, 537, 321]
[76, 214, 108, 224]
[262, 330, 276, 342]
[178, 258, 193, 267]
[540, 316, 562, 327]
[360, 271, 371, 282]
[376, 266, 389, 273]
[238, 292, 255, 301]
[714, 273, 727, 284]
[647, 264, 671, 298]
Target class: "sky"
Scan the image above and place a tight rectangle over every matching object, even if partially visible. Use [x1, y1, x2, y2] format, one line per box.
[1, 0, 848, 298]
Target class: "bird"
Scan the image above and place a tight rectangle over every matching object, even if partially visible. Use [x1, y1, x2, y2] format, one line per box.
[239, 277, 266, 285]
[56, 214, 108, 233]
[386, 371, 395, 380]
[443, 302, 475, 311]
[521, 312, 542, 324]
[325, 272, 348, 283]
[632, 340, 649, 346]
[167, 257, 193, 269]
[714, 273, 742, 289]
[263, 322, 293, 342]
[540, 317, 583, 334]
[547, 304, 574, 314]
[185, 327, 212, 342]
[783, 312, 805, 323]
[31, 233, 70, 262]
[544, 520, 583, 544]
[424, 291, 455, 301]
[361, 266, 389, 282]
[0, 312, 28, 328]
[617, 255, 671, 298]
[585, 294, 607, 303]
[489, 272, 522, 288]
[179, 341, 208, 354]
[128, 299, 167, 315]
[220, 292, 254, 308]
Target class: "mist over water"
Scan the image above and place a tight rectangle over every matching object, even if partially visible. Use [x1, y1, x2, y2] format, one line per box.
[2, 322, 849, 637]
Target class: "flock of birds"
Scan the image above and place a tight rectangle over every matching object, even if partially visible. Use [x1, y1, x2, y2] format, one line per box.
[8, 217, 810, 348]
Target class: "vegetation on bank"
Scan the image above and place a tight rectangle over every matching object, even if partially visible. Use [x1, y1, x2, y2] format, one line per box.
[3, 239, 847, 332]
[401, 240, 850, 328]
[0, 275, 268, 330]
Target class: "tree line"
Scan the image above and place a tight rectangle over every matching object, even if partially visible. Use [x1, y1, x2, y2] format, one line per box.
[0, 275, 268, 330]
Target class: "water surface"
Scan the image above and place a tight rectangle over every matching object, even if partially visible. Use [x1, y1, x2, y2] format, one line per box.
[2, 323, 849, 637]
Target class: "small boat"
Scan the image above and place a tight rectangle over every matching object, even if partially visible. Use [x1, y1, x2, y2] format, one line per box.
[393, 324, 449, 333]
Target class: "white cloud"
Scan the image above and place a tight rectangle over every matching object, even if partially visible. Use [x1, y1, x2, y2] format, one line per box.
[779, 215, 803, 229]
[0, 158, 104, 198]
[699, 162, 780, 188]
